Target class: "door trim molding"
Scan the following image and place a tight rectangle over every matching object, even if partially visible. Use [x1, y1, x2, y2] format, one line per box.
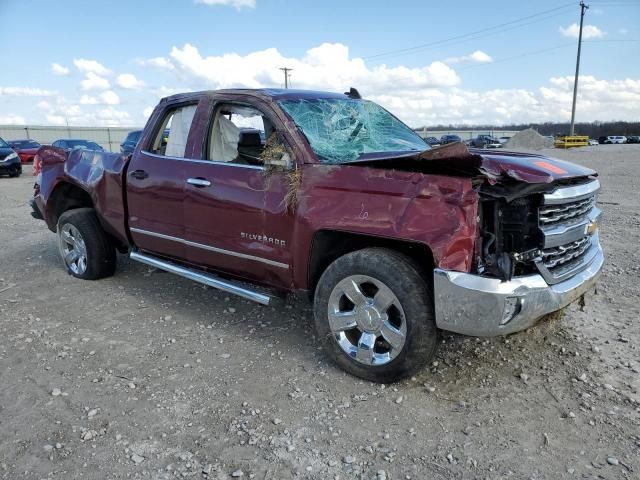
[130, 227, 289, 269]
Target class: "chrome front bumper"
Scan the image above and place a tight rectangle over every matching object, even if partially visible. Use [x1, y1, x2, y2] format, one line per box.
[433, 235, 604, 337]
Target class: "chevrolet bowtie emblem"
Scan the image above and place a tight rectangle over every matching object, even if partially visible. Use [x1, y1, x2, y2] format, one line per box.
[585, 221, 598, 235]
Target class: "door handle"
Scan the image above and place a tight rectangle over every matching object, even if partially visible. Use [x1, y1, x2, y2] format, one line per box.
[130, 169, 149, 180]
[187, 177, 211, 188]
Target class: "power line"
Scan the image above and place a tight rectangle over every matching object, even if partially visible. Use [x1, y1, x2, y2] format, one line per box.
[361, 3, 575, 61]
[457, 44, 575, 70]
[456, 39, 639, 71]
[583, 39, 640, 42]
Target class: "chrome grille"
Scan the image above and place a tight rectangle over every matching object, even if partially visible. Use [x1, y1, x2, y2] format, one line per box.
[536, 179, 601, 283]
[541, 236, 591, 270]
[539, 196, 596, 226]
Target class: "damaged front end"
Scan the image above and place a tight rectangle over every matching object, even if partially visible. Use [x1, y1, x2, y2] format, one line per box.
[476, 185, 543, 282]
[419, 143, 604, 337]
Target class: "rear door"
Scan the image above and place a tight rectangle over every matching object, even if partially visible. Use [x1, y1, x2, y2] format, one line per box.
[180, 98, 295, 289]
[126, 100, 201, 260]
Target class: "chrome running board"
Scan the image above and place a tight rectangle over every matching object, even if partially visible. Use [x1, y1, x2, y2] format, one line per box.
[129, 251, 273, 305]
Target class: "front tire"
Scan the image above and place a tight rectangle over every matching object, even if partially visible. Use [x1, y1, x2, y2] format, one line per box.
[57, 208, 116, 280]
[313, 248, 438, 383]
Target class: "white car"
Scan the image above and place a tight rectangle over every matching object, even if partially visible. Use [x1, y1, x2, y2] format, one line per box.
[605, 136, 627, 144]
[588, 138, 599, 146]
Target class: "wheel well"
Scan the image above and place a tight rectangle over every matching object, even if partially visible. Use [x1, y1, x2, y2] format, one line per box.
[308, 230, 434, 294]
[49, 182, 94, 227]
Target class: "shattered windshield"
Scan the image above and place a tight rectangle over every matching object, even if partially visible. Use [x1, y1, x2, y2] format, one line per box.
[278, 98, 427, 163]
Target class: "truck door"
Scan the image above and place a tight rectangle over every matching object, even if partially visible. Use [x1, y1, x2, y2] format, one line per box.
[127, 101, 200, 260]
[181, 99, 295, 289]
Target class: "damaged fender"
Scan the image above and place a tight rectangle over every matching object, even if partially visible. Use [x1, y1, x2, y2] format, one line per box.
[293, 162, 479, 288]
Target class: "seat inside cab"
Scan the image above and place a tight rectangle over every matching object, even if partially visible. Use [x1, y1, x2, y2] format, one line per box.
[208, 104, 272, 166]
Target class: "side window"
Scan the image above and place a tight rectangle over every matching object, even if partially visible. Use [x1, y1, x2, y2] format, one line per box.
[149, 104, 197, 158]
[207, 104, 276, 166]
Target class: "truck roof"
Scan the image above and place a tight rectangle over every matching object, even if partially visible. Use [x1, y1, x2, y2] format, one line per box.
[161, 88, 351, 104]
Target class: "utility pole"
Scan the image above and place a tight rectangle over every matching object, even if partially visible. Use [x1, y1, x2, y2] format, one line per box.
[279, 67, 292, 88]
[570, 1, 588, 136]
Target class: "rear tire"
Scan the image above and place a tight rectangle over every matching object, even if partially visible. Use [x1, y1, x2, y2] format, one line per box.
[313, 248, 438, 383]
[57, 208, 116, 280]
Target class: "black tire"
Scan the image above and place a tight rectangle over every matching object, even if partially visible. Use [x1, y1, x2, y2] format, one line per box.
[313, 248, 438, 383]
[57, 208, 116, 280]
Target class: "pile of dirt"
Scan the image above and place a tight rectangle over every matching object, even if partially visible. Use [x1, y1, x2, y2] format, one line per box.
[505, 128, 554, 150]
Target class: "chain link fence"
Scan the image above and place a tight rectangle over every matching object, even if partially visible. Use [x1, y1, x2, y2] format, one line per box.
[0, 125, 143, 153]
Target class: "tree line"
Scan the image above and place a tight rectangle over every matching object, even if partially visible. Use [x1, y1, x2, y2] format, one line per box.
[419, 121, 639, 137]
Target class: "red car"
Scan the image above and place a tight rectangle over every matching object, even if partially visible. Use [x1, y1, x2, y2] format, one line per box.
[8, 139, 41, 164]
[31, 88, 603, 382]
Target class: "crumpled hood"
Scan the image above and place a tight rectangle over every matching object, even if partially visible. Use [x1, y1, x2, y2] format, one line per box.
[349, 142, 596, 184]
[415, 142, 596, 184]
[473, 148, 596, 183]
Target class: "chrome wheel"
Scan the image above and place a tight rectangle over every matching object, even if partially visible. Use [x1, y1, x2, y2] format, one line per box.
[59, 224, 88, 275]
[327, 275, 407, 366]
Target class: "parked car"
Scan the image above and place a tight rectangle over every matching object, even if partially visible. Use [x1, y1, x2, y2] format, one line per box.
[8, 139, 41, 163]
[120, 130, 142, 155]
[31, 88, 603, 382]
[51, 139, 105, 152]
[625, 135, 640, 144]
[0, 137, 22, 177]
[588, 138, 599, 146]
[470, 134, 502, 149]
[440, 134, 462, 145]
[423, 136, 440, 147]
[601, 136, 627, 144]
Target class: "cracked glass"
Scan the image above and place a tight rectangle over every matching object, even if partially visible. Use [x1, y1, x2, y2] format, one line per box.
[279, 98, 427, 164]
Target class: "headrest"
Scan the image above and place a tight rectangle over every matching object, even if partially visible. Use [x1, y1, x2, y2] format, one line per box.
[238, 130, 262, 148]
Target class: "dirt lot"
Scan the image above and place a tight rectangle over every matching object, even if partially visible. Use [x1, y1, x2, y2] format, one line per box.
[1, 145, 639, 480]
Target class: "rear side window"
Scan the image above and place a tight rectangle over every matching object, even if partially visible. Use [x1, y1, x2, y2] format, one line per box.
[149, 104, 197, 158]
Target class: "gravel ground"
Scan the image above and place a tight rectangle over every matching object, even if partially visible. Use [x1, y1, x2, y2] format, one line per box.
[1, 145, 639, 480]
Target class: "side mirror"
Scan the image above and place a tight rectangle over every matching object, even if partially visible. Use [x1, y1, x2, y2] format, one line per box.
[264, 151, 293, 169]
[262, 132, 294, 170]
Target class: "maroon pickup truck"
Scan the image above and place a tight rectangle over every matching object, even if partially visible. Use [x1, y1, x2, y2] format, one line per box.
[31, 88, 603, 382]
